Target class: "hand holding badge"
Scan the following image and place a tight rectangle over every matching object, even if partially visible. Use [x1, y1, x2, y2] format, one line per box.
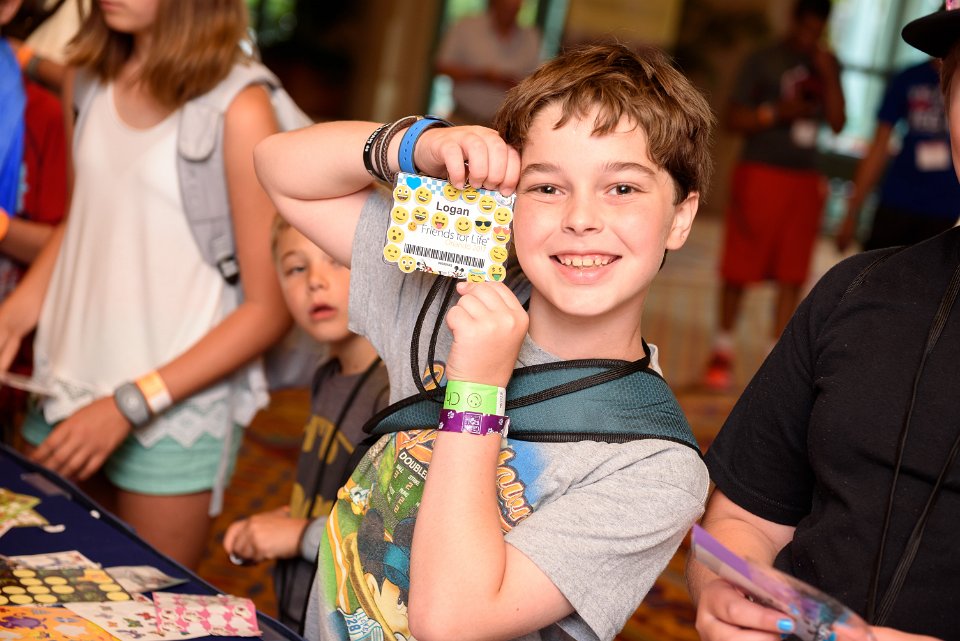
[383, 172, 515, 282]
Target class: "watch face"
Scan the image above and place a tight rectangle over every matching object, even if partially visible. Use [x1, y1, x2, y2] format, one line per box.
[115, 384, 149, 426]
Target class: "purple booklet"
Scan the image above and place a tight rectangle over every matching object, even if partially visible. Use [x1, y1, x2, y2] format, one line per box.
[691, 525, 871, 641]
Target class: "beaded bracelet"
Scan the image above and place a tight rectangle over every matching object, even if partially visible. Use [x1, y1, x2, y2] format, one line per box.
[438, 408, 510, 437]
[375, 116, 418, 184]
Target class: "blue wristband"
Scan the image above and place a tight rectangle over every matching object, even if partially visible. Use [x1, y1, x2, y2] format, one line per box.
[398, 116, 452, 175]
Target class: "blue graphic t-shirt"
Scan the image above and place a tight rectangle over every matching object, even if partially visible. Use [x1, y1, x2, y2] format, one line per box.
[876, 61, 960, 219]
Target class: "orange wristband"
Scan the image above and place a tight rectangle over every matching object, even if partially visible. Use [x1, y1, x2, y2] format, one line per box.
[135, 370, 172, 415]
[0, 215, 10, 243]
[15, 44, 34, 71]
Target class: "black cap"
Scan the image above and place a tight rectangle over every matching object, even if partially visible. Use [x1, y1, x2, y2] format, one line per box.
[902, 4, 960, 58]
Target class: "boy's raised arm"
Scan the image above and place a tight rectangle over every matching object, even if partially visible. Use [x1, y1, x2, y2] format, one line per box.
[254, 121, 383, 266]
[254, 121, 521, 267]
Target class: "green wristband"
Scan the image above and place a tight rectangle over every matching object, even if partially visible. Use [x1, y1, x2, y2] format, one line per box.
[443, 380, 505, 415]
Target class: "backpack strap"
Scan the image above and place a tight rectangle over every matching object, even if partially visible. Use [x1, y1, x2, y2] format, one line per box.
[178, 60, 311, 284]
[365, 360, 702, 454]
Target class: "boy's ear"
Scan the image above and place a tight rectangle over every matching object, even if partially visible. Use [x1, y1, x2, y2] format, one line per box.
[665, 191, 699, 251]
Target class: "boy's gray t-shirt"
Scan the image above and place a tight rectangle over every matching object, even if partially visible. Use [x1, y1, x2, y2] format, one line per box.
[304, 190, 708, 641]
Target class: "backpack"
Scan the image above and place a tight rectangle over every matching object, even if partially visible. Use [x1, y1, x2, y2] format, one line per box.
[73, 60, 312, 284]
[73, 61, 322, 389]
[366, 359, 702, 450]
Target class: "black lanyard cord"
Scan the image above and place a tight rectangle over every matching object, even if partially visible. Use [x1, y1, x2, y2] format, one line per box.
[410, 277, 456, 395]
[866, 259, 960, 625]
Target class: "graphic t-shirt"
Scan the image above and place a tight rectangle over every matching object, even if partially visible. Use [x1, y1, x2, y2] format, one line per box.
[303, 190, 708, 641]
[875, 61, 960, 219]
[733, 41, 827, 171]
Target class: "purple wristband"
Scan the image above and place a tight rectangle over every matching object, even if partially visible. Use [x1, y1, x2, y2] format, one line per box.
[438, 409, 510, 437]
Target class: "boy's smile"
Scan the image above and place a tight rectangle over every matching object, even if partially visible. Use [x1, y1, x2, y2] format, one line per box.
[513, 103, 698, 358]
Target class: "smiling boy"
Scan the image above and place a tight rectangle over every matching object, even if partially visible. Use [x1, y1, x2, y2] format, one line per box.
[255, 43, 713, 641]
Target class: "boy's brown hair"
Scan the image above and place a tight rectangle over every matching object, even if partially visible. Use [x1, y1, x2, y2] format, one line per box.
[493, 43, 715, 204]
[68, 0, 249, 109]
[271, 214, 291, 263]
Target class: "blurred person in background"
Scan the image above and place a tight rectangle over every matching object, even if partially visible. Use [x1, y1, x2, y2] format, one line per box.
[434, 0, 541, 127]
[704, 0, 845, 391]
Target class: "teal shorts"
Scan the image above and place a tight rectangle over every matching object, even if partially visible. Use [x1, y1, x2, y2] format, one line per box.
[21, 407, 243, 497]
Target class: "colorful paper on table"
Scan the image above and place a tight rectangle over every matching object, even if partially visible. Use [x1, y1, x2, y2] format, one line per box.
[0, 604, 116, 641]
[10, 551, 100, 571]
[0, 490, 47, 536]
[0, 489, 39, 521]
[691, 525, 871, 641]
[65, 594, 206, 641]
[153, 592, 261, 637]
[0, 563, 132, 606]
[104, 567, 188, 594]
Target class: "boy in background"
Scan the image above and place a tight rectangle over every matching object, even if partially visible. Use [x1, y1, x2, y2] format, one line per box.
[223, 217, 388, 633]
[256, 43, 712, 641]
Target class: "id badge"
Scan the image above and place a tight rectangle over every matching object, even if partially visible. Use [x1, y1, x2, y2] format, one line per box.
[916, 140, 951, 172]
[383, 172, 515, 281]
[790, 119, 818, 149]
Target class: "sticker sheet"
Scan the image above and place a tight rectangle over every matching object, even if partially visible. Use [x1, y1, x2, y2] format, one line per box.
[0, 562, 132, 606]
[65, 595, 205, 641]
[384, 172, 515, 281]
[153, 592, 261, 637]
[0, 604, 116, 641]
[691, 525, 870, 641]
[104, 566, 188, 595]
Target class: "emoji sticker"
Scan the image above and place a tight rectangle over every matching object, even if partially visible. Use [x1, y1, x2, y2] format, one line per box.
[398, 255, 417, 273]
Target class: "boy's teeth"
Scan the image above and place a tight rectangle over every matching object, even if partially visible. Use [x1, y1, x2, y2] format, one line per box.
[560, 256, 610, 267]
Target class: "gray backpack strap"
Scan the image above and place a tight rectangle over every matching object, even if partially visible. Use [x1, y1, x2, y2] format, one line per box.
[178, 61, 311, 284]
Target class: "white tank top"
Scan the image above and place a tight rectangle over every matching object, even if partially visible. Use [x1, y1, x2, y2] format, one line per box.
[34, 82, 267, 447]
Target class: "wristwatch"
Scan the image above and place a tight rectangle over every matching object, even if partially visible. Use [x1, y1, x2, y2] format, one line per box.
[113, 382, 151, 427]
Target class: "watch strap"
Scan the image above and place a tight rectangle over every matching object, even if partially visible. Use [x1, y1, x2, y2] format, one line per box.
[114, 382, 151, 427]
[398, 116, 452, 175]
[438, 409, 509, 437]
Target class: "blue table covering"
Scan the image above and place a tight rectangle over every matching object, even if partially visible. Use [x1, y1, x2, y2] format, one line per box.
[0, 442, 303, 641]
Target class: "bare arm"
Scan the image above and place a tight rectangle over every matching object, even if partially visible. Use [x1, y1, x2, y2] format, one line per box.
[155, 84, 291, 402]
[254, 120, 520, 267]
[0, 222, 65, 370]
[836, 123, 894, 251]
[254, 121, 384, 267]
[814, 48, 847, 134]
